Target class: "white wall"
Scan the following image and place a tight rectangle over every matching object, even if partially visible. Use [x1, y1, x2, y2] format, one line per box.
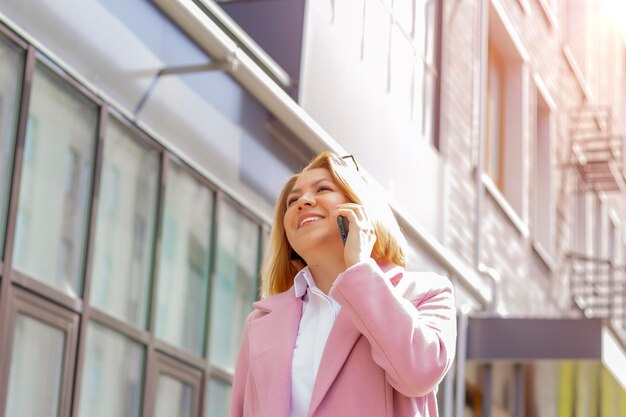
[299, 0, 445, 240]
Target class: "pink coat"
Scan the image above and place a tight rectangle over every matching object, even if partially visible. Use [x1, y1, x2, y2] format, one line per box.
[230, 260, 457, 417]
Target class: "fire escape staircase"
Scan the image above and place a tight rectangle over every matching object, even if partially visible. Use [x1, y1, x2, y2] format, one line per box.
[567, 106, 626, 337]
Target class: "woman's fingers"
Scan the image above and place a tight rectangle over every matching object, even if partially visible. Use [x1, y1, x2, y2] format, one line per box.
[335, 203, 369, 227]
[334, 204, 377, 268]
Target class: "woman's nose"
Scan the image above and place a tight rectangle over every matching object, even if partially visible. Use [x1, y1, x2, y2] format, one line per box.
[297, 193, 315, 210]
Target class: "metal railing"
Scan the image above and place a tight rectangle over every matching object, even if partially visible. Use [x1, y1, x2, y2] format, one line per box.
[568, 252, 626, 342]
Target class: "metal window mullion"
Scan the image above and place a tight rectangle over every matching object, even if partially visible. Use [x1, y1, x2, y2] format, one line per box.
[203, 188, 220, 363]
[142, 341, 159, 417]
[205, 189, 225, 411]
[204, 187, 223, 367]
[70, 104, 108, 417]
[0, 44, 36, 416]
[147, 150, 169, 334]
[141, 149, 169, 417]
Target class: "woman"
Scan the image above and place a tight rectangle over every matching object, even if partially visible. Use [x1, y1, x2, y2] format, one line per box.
[231, 152, 456, 417]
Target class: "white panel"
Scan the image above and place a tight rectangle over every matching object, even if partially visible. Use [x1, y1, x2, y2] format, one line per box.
[602, 327, 626, 391]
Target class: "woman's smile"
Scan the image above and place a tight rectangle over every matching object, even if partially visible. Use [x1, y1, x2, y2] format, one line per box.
[298, 213, 325, 228]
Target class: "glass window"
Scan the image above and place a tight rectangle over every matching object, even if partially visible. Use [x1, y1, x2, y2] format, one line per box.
[5, 314, 66, 417]
[78, 322, 145, 417]
[486, 43, 504, 188]
[534, 88, 553, 256]
[155, 162, 213, 356]
[206, 377, 232, 417]
[209, 201, 259, 370]
[12, 62, 98, 297]
[154, 375, 193, 417]
[0, 34, 24, 259]
[90, 118, 159, 328]
[484, 13, 525, 217]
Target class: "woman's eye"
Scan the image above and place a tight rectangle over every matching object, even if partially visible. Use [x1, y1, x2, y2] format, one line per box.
[287, 197, 297, 206]
[318, 186, 331, 192]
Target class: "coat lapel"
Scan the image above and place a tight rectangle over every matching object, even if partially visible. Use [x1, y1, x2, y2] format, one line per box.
[306, 308, 361, 417]
[248, 290, 302, 417]
[306, 263, 405, 417]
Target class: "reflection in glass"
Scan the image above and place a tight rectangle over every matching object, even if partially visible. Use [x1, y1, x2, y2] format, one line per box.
[209, 202, 258, 370]
[78, 322, 144, 417]
[155, 163, 213, 355]
[1, 0, 300, 220]
[12, 63, 97, 297]
[155, 374, 193, 417]
[0, 34, 24, 259]
[90, 118, 159, 328]
[207, 377, 232, 417]
[5, 314, 65, 417]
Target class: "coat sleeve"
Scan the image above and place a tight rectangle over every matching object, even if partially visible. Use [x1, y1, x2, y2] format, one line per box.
[230, 314, 252, 417]
[329, 259, 457, 397]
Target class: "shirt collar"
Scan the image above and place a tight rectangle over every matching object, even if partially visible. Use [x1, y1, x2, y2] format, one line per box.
[293, 262, 406, 298]
[293, 266, 318, 298]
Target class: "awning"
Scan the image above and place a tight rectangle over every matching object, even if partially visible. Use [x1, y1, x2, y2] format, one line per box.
[466, 317, 626, 391]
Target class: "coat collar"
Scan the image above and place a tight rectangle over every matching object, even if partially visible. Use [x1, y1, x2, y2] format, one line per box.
[249, 290, 302, 417]
[248, 263, 405, 417]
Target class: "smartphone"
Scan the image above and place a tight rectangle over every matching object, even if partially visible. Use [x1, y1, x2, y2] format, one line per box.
[337, 215, 349, 245]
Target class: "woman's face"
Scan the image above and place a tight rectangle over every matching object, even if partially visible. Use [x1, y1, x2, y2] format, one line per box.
[283, 168, 351, 257]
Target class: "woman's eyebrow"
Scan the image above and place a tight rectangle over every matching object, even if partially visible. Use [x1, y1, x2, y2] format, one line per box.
[287, 178, 332, 196]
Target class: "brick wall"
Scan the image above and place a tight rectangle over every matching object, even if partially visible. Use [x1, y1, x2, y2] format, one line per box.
[440, 0, 601, 314]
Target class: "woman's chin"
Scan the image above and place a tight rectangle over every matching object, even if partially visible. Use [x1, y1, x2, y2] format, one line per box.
[293, 236, 343, 258]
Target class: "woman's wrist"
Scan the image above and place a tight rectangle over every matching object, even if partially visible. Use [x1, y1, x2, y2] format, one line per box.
[344, 257, 376, 271]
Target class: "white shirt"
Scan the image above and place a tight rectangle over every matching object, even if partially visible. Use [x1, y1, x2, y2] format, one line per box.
[290, 267, 341, 417]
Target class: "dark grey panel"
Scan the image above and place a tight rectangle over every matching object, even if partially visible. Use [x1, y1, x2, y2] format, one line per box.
[466, 317, 603, 361]
[220, 0, 306, 96]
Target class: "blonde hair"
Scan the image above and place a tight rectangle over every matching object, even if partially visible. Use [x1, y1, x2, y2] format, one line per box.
[260, 151, 407, 298]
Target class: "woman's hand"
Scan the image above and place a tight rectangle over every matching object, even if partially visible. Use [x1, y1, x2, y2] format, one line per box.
[335, 203, 377, 269]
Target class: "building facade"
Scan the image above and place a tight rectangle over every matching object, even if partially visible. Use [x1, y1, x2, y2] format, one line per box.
[0, 0, 624, 417]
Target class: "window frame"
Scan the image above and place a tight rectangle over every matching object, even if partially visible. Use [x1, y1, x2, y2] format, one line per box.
[5, 53, 104, 301]
[152, 153, 218, 358]
[207, 191, 262, 374]
[144, 352, 204, 417]
[482, 1, 530, 236]
[88, 112, 164, 330]
[531, 74, 557, 270]
[0, 19, 271, 417]
[0, 287, 79, 417]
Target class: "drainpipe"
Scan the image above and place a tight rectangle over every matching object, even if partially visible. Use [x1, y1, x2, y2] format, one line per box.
[474, 0, 500, 315]
[478, 264, 501, 314]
